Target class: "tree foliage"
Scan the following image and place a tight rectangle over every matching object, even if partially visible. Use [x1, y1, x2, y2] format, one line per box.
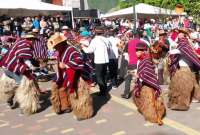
[119, 0, 132, 9]
[118, 0, 200, 23]
[190, 0, 200, 23]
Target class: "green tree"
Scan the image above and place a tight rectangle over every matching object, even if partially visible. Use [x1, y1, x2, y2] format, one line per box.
[119, 0, 132, 9]
[160, 0, 190, 11]
[117, 0, 200, 24]
[190, 0, 200, 24]
[141, 0, 162, 7]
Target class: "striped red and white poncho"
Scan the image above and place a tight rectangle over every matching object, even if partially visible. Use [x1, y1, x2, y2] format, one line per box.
[134, 54, 161, 98]
[32, 36, 48, 60]
[1, 39, 33, 75]
[169, 38, 200, 76]
[54, 44, 93, 93]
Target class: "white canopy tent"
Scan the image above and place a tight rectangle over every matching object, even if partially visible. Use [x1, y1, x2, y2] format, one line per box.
[101, 3, 186, 18]
[0, 0, 72, 16]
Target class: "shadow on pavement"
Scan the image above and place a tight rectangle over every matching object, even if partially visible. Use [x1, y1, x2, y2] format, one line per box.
[92, 92, 111, 117]
[37, 91, 52, 113]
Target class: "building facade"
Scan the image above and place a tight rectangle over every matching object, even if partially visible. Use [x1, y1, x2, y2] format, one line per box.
[41, 0, 88, 10]
[64, 0, 80, 9]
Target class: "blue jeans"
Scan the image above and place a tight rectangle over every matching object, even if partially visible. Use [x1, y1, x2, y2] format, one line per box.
[4, 70, 22, 85]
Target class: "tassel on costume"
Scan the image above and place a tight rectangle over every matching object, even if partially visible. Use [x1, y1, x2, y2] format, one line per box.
[0, 73, 17, 102]
[133, 86, 166, 125]
[70, 78, 93, 120]
[168, 68, 195, 110]
[15, 77, 40, 115]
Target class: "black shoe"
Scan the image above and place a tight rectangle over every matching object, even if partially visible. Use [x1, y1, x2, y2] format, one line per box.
[97, 92, 108, 96]
[56, 109, 72, 115]
[7, 100, 17, 109]
[41, 69, 48, 75]
[10, 102, 18, 109]
[63, 109, 72, 113]
[121, 94, 130, 99]
[7, 100, 13, 107]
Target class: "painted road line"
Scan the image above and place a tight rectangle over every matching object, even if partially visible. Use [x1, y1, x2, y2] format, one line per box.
[0, 120, 9, 128]
[96, 119, 108, 124]
[36, 118, 49, 123]
[111, 94, 200, 135]
[112, 131, 126, 135]
[0, 123, 9, 128]
[44, 113, 56, 118]
[11, 124, 24, 129]
[144, 122, 154, 127]
[124, 112, 134, 116]
[196, 107, 200, 110]
[163, 119, 200, 135]
[45, 127, 58, 133]
[61, 128, 74, 134]
[111, 95, 138, 110]
[0, 113, 5, 116]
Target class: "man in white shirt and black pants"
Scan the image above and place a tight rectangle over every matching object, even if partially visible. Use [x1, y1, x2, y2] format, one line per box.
[81, 28, 109, 96]
[107, 31, 120, 88]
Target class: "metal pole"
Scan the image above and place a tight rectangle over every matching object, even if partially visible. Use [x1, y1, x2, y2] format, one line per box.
[133, 0, 136, 32]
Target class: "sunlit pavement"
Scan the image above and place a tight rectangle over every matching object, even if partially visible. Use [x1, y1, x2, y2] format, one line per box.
[0, 76, 200, 135]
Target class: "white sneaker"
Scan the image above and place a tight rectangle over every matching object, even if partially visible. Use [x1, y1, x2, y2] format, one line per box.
[34, 72, 42, 77]
[112, 86, 117, 89]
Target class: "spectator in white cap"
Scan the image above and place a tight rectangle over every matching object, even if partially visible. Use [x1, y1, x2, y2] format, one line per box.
[61, 26, 72, 39]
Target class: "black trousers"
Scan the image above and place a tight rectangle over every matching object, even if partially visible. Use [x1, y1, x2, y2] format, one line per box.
[108, 59, 118, 86]
[123, 65, 137, 95]
[95, 63, 108, 94]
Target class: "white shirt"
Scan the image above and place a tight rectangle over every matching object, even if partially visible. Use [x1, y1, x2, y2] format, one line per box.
[82, 36, 109, 64]
[168, 37, 178, 51]
[169, 49, 193, 67]
[140, 38, 151, 48]
[144, 23, 151, 29]
[107, 36, 120, 59]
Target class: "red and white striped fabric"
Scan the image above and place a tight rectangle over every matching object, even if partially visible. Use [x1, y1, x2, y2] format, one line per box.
[134, 56, 161, 98]
[55, 45, 84, 84]
[32, 36, 48, 60]
[169, 38, 200, 76]
[54, 44, 93, 93]
[2, 39, 33, 75]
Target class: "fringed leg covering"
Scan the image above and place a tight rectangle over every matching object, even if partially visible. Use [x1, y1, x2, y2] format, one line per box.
[163, 58, 170, 85]
[50, 83, 71, 114]
[133, 86, 166, 125]
[50, 82, 61, 113]
[193, 77, 200, 101]
[168, 68, 195, 111]
[70, 78, 93, 120]
[58, 87, 71, 112]
[0, 73, 17, 102]
[15, 77, 40, 115]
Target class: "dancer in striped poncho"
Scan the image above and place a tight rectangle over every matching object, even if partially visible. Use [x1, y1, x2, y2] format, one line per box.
[0, 33, 41, 115]
[32, 29, 49, 77]
[168, 29, 200, 111]
[48, 33, 93, 120]
[133, 43, 166, 125]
